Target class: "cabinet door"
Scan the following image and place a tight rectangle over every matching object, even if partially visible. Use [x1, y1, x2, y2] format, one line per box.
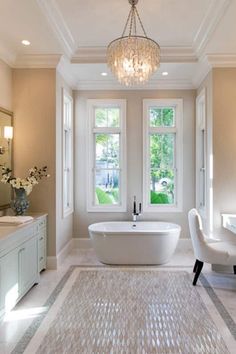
[0, 247, 20, 314]
[19, 237, 38, 295]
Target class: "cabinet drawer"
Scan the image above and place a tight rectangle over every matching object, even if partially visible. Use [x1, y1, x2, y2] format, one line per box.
[38, 243, 45, 259]
[38, 240, 46, 272]
[39, 257, 46, 272]
[38, 219, 46, 230]
[38, 231, 46, 245]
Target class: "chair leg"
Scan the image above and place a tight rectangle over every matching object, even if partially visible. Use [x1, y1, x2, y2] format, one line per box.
[193, 260, 204, 286]
[233, 266, 236, 274]
[193, 260, 198, 273]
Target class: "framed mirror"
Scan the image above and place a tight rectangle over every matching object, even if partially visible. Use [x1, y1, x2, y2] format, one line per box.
[0, 107, 13, 210]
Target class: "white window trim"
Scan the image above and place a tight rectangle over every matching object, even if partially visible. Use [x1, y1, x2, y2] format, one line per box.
[143, 99, 183, 212]
[87, 99, 127, 212]
[196, 88, 207, 218]
[62, 88, 74, 218]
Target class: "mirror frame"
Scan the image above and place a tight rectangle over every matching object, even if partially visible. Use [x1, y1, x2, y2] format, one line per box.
[0, 106, 13, 210]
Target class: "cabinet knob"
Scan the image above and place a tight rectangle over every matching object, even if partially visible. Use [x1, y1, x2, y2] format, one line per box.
[40, 257, 44, 261]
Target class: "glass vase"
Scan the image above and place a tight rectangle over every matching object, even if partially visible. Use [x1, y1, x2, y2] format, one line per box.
[11, 188, 29, 215]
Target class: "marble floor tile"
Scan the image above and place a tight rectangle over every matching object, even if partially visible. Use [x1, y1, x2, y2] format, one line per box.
[0, 247, 236, 353]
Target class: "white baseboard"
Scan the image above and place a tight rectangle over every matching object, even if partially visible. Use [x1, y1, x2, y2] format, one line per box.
[47, 238, 74, 269]
[57, 239, 74, 266]
[72, 237, 192, 251]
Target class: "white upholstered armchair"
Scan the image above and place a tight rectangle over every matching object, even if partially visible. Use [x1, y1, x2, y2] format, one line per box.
[188, 208, 236, 285]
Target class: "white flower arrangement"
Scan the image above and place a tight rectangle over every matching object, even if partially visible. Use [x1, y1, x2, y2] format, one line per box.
[0, 166, 50, 195]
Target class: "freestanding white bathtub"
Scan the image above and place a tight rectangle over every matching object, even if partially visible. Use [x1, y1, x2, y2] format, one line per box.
[88, 221, 181, 265]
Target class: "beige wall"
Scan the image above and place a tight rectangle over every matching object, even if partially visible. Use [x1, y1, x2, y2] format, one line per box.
[74, 89, 196, 239]
[0, 59, 12, 111]
[56, 71, 73, 254]
[13, 69, 56, 256]
[212, 68, 236, 241]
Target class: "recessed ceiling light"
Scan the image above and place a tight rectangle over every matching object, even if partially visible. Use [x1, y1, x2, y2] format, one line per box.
[21, 40, 31, 46]
[162, 71, 168, 76]
[101, 72, 108, 76]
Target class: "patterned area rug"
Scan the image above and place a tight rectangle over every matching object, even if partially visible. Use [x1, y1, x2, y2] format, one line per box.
[18, 268, 229, 354]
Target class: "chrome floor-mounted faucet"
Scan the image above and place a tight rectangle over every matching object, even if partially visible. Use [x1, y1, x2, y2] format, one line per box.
[132, 196, 142, 222]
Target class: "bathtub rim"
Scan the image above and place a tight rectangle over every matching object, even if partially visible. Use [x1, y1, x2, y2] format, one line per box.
[88, 221, 181, 235]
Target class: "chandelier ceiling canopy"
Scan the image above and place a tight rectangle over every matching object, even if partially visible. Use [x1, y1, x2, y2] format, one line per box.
[107, 0, 161, 86]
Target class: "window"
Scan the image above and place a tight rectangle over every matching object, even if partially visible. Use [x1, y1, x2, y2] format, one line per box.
[62, 89, 73, 217]
[87, 99, 127, 212]
[196, 89, 206, 217]
[143, 99, 183, 212]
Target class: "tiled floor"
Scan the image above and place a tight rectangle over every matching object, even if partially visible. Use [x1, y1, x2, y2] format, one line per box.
[0, 248, 236, 353]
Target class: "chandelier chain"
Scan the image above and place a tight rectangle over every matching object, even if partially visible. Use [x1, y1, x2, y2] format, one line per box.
[133, 7, 137, 35]
[134, 6, 147, 37]
[129, 6, 135, 36]
[122, 7, 133, 37]
[122, 3, 147, 38]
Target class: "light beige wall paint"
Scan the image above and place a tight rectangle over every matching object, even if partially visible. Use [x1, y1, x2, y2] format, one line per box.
[56, 71, 73, 254]
[74, 89, 195, 239]
[13, 69, 56, 256]
[212, 68, 236, 241]
[0, 59, 12, 110]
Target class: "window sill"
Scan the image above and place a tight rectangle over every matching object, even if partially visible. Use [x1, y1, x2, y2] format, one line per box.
[143, 205, 183, 213]
[87, 205, 127, 213]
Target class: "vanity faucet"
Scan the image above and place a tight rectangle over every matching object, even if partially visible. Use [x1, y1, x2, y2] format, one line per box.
[132, 196, 142, 222]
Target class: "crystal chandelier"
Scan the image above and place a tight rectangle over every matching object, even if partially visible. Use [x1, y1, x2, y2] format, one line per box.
[107, 0, 160, 86]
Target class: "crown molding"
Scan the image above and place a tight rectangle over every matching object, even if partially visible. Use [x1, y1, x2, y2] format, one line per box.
[13, 54, 62, 68]
[71, 46, 197, 64]
[207, 54, 236, 67]
[57, 56, 78, 89]
[36, 0, 76, 57]
[160, 47, 197, 63]
[193, 0, 231, 55]
[75, 78, 194, 91]
[71, 47, 107, 64]
[192, 57, 211, 88]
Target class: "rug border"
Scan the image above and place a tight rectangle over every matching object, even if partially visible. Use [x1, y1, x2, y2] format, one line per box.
[11, 265, 236, 354]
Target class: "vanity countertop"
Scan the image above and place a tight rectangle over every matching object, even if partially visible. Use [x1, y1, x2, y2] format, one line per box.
[0, 213, 47, 240]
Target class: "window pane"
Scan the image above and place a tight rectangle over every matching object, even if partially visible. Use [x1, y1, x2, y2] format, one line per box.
[95, 170, 120, 205]
[149, 107, 175, 127]
[150, 108, 162, 127]
[150, 133, 174, 169]
[95, 134, 119, 168]
[162, 108, 175, 127]
[95, 108, 120, 127]
[149, 169, 175, 205]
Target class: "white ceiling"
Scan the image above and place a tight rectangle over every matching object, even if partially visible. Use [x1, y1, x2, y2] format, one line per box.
[56, 0, 210, 47]
[0, 0, 235, 89]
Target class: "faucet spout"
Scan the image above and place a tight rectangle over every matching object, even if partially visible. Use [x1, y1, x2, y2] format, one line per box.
[132, 196, 142, 221]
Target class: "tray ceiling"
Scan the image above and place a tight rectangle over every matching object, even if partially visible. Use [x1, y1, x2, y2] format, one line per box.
[0, 0, 235, 89]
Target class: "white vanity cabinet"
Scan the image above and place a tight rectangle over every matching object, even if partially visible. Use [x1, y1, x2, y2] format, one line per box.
[0, 214, 47, 318]
[0, 246, 20, 314]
